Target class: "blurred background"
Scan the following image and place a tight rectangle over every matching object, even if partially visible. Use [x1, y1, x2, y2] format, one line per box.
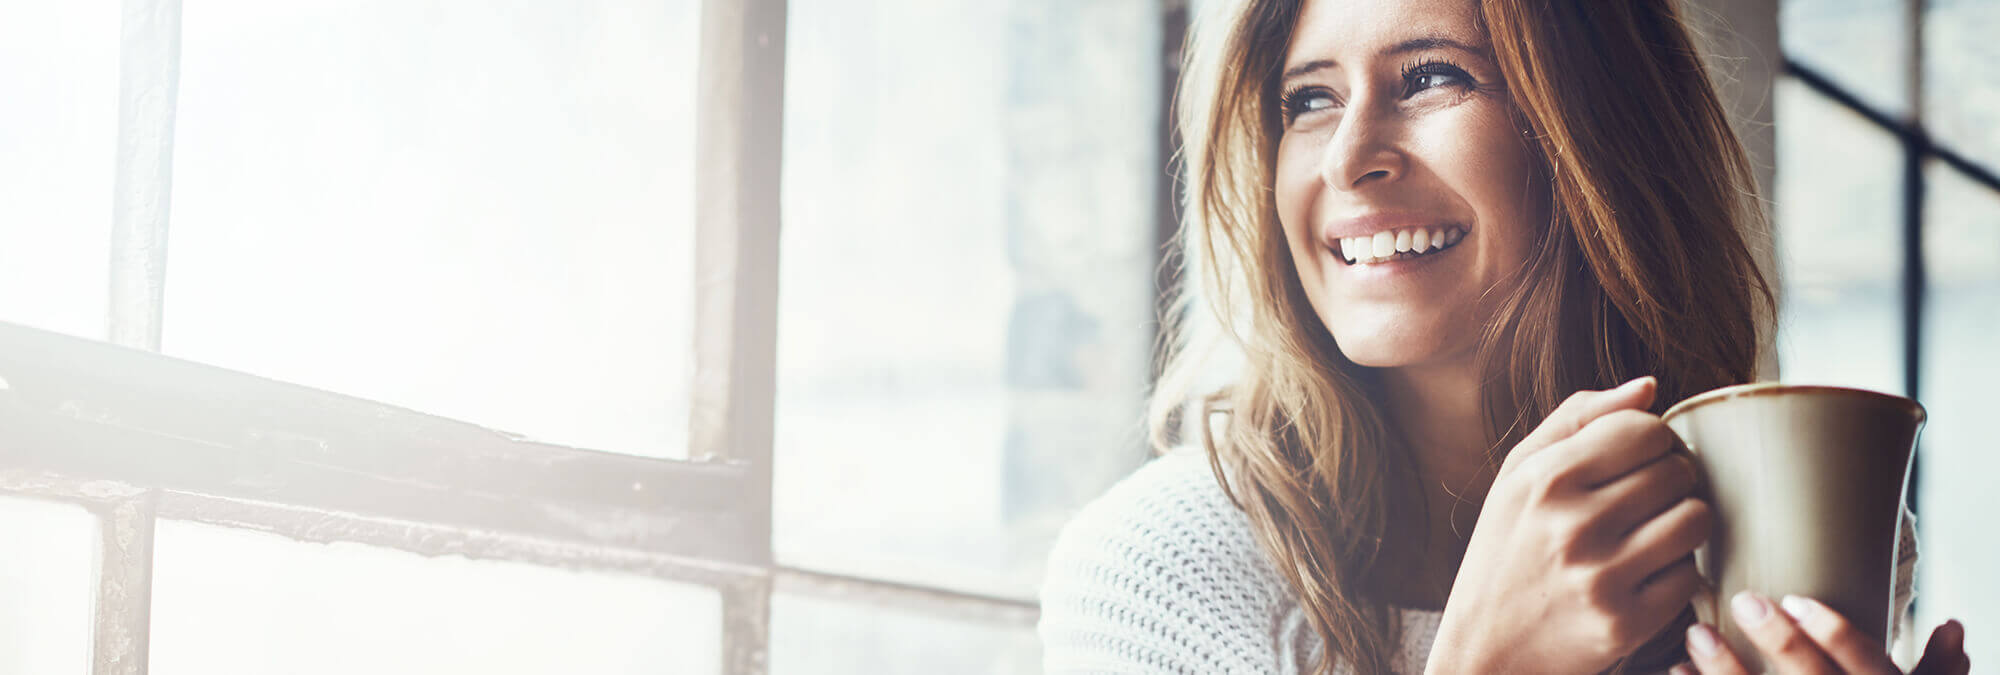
[0, 0, 1992, 673]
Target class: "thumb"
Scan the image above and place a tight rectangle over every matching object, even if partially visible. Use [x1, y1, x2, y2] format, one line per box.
[1509, 375, 1658, 461]
[1912, 619, 1969, 675]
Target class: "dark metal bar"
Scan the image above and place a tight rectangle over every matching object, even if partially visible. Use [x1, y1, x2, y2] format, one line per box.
[108, 0, 182, 351]
[0, 321, 764, 567]
[773, 566, 1040, 627]
[1783, 59, 2000, 195]
[90, 491, 157, 675]
[1899, 0, 1927, 528]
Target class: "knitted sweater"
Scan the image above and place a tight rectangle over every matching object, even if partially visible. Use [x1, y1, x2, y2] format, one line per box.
[1036, 448, 1919, 674]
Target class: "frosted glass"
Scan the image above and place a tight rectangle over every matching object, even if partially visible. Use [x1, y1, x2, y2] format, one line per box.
[0, 3, 117, 340]
[772, 0, 1161, 601]
[1924, 0, 2000, 171]
[1914, 163, 2000, 668]
[0, 496, 96, 675]
[1774, 78, 1906, 393]
[1781, 0, 1909, 117]
[769, 592, 1038, 675]
[161, 0, 700, 458]
[151, 520, 721, 675]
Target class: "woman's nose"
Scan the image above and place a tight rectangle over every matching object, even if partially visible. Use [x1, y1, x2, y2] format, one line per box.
[1319, 106, 1407, 190]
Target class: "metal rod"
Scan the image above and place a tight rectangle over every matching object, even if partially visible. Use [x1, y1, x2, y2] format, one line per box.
[1899, 0, 1927, 522]
[107, 0, 183, 351]
[721, 574, 773, 675]
[90, 491, 158, 675]
[0, 321, 767, 566]
[694, 0, 788, 668]
[691, 0, 785, 554]
[1783, 59, 1999, 194]
[153, 491, 766, 588]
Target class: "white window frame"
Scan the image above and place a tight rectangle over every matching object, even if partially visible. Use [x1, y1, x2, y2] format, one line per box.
[0, 0, 1192, 673]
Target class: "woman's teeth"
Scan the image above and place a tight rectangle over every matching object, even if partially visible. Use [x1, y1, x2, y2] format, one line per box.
[1339, 226, 1466, 265]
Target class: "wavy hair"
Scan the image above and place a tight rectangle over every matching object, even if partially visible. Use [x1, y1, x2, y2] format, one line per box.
[1147, 1, 1774, 673]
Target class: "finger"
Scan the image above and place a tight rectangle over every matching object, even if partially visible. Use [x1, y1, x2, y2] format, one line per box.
[1617, 498, 1712, 590]
[1732, 592, 1838, 675]
[1590, 449, 1700, 536]
[1633, 555, 1703, 622]
[1912, 619, 1970, 675]
[1776, 595, 1898, 674]
[1684, 622, 1751, 675]
[1507, 375, 1657, 465]
[1538, 408, 1676, 492]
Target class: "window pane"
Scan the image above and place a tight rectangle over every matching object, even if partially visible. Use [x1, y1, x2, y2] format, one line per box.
[0, 496, 96, 675]
[1914, 164, 2000, 664]
[1924, 0, 2000, 171]
[769, 592, 1038, 674]
[1774, 78, 1906, 392]
[160, 0, 699, 458]
[1781, 0, 1909, 117]
[151, 520, 721, 675]
[773, 0, 1161, 600]
[0, 4, 117, 340]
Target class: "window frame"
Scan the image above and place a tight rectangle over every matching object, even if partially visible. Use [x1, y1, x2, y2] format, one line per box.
[0, 0, 1189, 673]
[1776, 0, 2000, 649]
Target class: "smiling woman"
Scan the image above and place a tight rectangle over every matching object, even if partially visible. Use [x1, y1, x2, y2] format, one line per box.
[1037, 1, 1950, 674]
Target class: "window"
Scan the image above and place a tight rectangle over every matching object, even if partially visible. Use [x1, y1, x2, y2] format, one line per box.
[10, 1, 1982, 673]
[1778, 0, 2000, 663]
[0, 0, 1179, 673]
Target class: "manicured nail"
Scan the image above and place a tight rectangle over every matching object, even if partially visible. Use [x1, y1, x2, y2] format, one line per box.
[1732, 591, 1771, 626]
[1620, 375, 1656, 392]
[1780, 595, 1817, 621]
[1687, 622, 1720, 657]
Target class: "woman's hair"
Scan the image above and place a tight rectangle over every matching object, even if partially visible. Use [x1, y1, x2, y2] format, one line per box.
[1147, 1, 1774, 673]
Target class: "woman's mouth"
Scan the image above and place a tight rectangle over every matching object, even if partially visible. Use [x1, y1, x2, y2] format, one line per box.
[1337, 225, 1467, 265]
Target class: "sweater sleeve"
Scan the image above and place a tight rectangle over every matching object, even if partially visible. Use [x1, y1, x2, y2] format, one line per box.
[1037, 450, 1313, 675]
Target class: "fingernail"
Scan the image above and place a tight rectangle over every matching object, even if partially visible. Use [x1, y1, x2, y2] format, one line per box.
[1669, 664, 1697, 675]
[1619, 375, 1655, 392]
[1732, 591, 1771, 626]
[1687, 622, 1719, 657]
[1780, 595, 1816, 622]
[1945, 619, 1965, 647]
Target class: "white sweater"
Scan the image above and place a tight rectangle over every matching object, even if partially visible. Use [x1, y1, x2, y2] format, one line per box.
[1036, 448, 1918, 674]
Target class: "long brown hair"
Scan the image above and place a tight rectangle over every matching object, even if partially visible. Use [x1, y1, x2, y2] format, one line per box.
[1147, 1, 1774, 673]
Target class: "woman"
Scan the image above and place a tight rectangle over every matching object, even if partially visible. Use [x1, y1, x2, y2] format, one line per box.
[1036, 0, 1971, 673]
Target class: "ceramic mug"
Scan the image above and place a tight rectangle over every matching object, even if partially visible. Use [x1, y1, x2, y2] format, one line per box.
[1661, 383, 1924, 673]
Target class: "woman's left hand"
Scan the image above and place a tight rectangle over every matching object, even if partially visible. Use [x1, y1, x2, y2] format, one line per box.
[1674, 592, 1970, 675]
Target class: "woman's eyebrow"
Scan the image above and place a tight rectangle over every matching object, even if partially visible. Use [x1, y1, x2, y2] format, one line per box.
[1280, 34, 1494, 85]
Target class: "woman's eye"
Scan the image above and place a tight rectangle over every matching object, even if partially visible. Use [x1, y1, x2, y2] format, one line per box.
[1403, 65, 1472, 97]
[1283, 88, 1339, 123]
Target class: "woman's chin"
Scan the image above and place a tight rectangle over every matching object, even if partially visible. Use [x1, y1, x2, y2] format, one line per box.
[1330, 335, 1467, 370]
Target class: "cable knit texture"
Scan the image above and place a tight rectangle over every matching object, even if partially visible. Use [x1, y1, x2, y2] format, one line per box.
[1038, 447, 1920, 674]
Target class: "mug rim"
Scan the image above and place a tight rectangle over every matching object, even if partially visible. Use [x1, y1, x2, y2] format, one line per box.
[1662, 382, 1927, 424]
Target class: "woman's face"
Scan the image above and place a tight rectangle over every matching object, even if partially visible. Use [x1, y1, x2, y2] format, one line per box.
[1274, 0, 1549, 369]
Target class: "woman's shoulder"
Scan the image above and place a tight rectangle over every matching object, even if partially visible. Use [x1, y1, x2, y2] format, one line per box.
[1044, 448, 1264, 572]
[1038, 448, 1317, 673]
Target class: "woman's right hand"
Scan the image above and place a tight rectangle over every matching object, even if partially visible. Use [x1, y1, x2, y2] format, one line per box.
[1426, 376, 1713, 675]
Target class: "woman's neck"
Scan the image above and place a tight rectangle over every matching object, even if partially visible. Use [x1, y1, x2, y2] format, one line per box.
[1368, 354, 1497, 610]
[1380, 355, 1493, 501]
